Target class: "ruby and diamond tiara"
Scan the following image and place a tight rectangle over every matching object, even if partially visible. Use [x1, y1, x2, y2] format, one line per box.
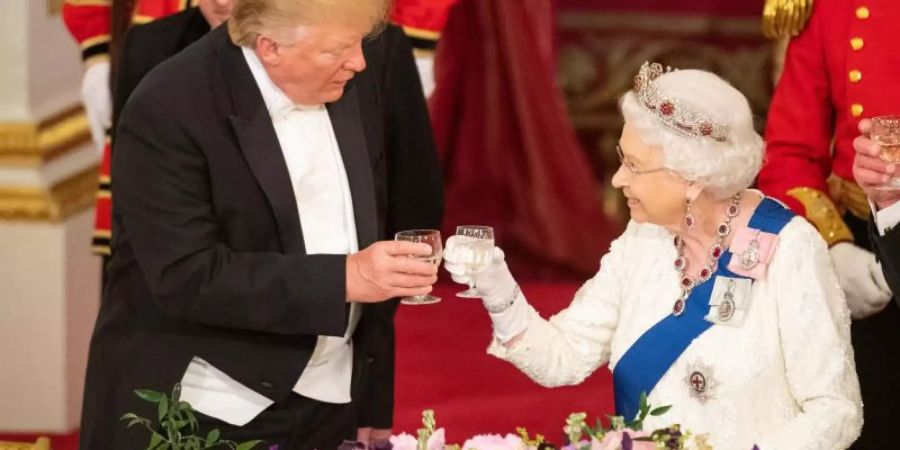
[633, 62, 730, 143]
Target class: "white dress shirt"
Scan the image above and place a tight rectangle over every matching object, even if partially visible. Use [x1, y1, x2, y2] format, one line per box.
[179, 47, 361, 426]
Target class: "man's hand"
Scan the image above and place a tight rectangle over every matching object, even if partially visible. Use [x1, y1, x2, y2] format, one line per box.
[853, 119, 900, 210]
[81, 60, 113, 154]
[356, 428, 392, 448]
[346, 241, 438, 302]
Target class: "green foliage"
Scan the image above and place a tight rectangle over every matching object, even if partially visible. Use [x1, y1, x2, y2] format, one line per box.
[120, 383, 264, 450]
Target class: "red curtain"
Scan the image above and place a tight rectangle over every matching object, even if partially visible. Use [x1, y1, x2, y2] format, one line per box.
[429, 0, 614, 277]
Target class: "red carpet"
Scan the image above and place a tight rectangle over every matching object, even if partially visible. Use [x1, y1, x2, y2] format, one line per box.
[393, 282, 615, 444]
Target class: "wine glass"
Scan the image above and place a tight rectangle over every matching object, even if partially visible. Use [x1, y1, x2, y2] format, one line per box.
[394, 229, 442, 305]
[873, 115, 900, 190]
[454, 225, 495, 298]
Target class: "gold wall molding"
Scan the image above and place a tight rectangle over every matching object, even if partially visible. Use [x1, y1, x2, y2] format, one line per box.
[0, 166, 99, 222]
[48, 0, 63, 16]
[0, 106, 92, 166]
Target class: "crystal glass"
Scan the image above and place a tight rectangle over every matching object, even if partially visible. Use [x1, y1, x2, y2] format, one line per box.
[394, 229, 442, 305]
[454, 225, 495, 298]
[873, 115, 900, 190]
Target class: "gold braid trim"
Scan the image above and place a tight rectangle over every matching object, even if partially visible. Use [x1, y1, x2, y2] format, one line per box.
[762, 0, 814, 39]
[787, 187, 854, 246]
[827, 176, 870, 221]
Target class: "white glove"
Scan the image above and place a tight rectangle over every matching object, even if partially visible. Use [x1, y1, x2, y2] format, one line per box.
[443, 236, 530, 341]
[830, 242, 892, 319]
[81, 60, 112, 155]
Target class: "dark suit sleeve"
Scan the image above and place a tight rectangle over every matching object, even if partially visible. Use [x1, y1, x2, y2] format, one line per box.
[871, 220, 900, 306]
[112, 28, 137, 133]
[357, 27, 445, 430]
[113, 92, 348, 337]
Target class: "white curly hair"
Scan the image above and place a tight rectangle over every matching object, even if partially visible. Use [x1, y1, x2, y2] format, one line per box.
[619, 68, 763, 200]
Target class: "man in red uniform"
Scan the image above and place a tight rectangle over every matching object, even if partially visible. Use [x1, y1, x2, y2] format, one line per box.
[62, 0, 197, 256]
[759, 1, 900, 447]
[388, 0, 457, 97]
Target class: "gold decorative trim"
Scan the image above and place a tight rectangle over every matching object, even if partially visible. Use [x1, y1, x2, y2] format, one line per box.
[132, 14, 154, 25]
[47, 0, 63, 16]
[63, 0, 112, 5]
[91, 245, 111, 256]
[401, 26, 440, 41]
[81, 33, 110, 50]
[762, 0, 814, 39]
[0, 166, 99, 222]
[0, 106, 92, 166]
[787, 187, 854, 246]
[412, 48, 436, 59]
[827, 175, 870, 221]
[557, 12, 762, 37]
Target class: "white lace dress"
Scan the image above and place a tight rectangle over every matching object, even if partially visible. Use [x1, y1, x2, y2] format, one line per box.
[488, 218, 862, 450]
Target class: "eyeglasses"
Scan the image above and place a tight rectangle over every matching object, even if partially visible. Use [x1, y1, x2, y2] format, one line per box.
[616, 144, 667, 176]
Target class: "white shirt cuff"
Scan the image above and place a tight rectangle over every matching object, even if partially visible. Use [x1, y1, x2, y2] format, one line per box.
[869, 199, 900, 236]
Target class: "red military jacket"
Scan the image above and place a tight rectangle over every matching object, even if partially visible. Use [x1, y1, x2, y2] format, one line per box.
[390, 0, 457, 50]
[62, 0, 194, 65]
[62, 0, 195, 255]
[759, 0, 900, 247]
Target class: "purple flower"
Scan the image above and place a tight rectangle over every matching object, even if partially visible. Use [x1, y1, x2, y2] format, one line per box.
[337, 440, 367, 450]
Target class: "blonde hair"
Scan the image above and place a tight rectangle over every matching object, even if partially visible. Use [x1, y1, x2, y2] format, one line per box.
[619, 69, 763, 200]
[228, 0, 391, 47]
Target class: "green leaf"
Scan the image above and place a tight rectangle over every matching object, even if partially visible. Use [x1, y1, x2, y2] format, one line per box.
[147, 431, 165, 450]
[121, 413, 142, 422]
[650, 405, 672, 416]
[184, 408, 199, 433]
[135, 389, 166, 404]
[158, 395, 170, 422]
[206, 429, 220, 445]
[235, 440, 264, 450]
[157, 444, 169, 450]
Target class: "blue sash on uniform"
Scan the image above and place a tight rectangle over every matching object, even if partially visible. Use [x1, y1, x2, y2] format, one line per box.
[612, 198, 794, 419]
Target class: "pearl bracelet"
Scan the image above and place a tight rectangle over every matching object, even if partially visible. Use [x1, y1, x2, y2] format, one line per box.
[484, 284, 521, 314]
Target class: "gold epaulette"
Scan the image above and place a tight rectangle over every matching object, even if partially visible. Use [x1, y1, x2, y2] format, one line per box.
[762, 0, 815, 39]
[787, 187, 854, 246]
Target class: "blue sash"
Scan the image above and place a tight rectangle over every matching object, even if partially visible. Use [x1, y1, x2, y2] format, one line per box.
[612, 198, 794, 419]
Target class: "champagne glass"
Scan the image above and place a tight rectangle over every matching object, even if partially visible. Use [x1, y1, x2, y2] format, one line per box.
[454, 225, 495, 298]
[394, 229, 442, 305]
[873, 115, 900, 190]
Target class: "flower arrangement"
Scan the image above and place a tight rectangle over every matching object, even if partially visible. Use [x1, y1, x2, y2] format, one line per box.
[378, 393, 715, 450]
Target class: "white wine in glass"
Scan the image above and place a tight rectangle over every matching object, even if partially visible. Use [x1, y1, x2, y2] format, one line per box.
[455, 225, 495, 298]
[873, 115, 900, 190]
[394, 229, 442, 305]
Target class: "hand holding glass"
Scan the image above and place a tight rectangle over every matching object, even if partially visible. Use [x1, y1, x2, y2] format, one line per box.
[454, 226, 495, 298]
[394, 229, 442, 305]
[873, 115, 900, 190]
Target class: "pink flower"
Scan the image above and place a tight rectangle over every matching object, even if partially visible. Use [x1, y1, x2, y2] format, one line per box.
[591, 430, 654, 450]
[461, 433, 524, 450]
[389, 433, 417, 450]
[389, 429, 446, 450]
[428, 428, 447, 450]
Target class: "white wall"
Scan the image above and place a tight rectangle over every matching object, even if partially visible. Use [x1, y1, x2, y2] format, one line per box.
[0, 0, 101, 433]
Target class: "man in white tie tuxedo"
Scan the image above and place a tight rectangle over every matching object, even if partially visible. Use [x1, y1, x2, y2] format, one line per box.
[78, 0, 440, 448]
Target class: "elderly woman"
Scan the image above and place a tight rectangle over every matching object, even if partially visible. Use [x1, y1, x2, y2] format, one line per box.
[445, 63, 862, 449]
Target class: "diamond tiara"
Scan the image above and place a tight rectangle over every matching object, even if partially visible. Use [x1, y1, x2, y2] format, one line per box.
[632, 62, 730, 143]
